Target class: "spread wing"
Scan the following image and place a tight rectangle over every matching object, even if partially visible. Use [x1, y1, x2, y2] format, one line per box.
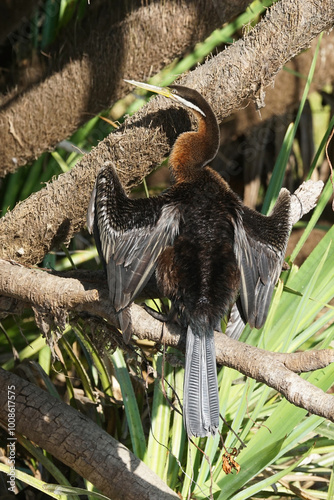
[232, 189, 291, 329]
[87, 165, 181, 319]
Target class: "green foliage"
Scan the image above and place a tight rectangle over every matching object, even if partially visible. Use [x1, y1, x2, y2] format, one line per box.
[110, 348, 146, 459]
[1, 1, 334, 499]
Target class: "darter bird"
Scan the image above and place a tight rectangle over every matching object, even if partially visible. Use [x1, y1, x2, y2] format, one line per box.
[87, 80, 291, 437]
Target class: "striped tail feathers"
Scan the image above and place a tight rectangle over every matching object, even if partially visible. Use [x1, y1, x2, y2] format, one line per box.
[183, 325, 219, 437]
[118, 308, 132, 344]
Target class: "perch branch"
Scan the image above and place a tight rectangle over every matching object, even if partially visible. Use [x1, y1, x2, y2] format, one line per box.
[0, 260, 333, 423]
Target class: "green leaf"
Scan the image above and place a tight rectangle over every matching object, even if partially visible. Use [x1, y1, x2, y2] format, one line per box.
[44, 484, 111, 499]
[60, 334, 96, 402]
[110, 348, 146, 459]
[1, 335, 47, 370]
[328, 458, 334, 500]
[0, 462, 64, 499]
[231, 444, 314, 500]
[17, 435, 80, 500]
[166, 365, 186, 489]
[215, 361, 334, 499]
[215, 437, 286, 500]
[73, 326, 113, 398]
[144, 351, 173, 479]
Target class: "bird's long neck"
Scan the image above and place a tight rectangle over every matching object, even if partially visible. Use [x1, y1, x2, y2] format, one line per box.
[169, 104, 220, 183]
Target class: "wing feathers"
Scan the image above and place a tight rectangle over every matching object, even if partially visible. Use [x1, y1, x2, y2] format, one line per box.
[233, 219, 281, 328]
[91, 165, 181, 316]
[233, 190, 291, 329]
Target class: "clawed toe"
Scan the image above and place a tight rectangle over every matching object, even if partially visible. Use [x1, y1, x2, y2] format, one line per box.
[142, 303, 181, 325]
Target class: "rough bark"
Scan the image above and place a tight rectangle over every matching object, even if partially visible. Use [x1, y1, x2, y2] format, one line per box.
[0, 368, 179, 500]
[0, 0, 251, 175]
[218, 31, 334, 146]
[0, 0, 333, 267]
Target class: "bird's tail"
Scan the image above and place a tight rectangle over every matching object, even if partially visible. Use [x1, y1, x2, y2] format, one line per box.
[183, 325, 219, 437]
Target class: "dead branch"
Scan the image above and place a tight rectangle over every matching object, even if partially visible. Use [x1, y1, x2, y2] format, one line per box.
[289, 180, 324, 225]
[0, 368, 179, 500]
[0, 0, 251, 175]
[0, 0, 333, 267]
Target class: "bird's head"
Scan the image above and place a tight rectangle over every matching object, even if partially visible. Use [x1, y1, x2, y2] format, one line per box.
[125, 79, 219, 179]
[124, 79, 207, 117]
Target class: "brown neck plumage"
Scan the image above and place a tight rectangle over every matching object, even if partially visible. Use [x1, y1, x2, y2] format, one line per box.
[169, 100, 220, 183]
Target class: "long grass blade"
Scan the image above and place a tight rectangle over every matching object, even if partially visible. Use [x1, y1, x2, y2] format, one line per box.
[166, 365, 186, 489]
[1, 335, 47, 370]
[17, 435, 80, 500]
[143, 352, 173, 479]
[109, 348, 146, 459]
[60, 335, 96, 402]
[0, 463, 64, 499]
[73, 326, 113, 397]
[230, 445, 314, 500]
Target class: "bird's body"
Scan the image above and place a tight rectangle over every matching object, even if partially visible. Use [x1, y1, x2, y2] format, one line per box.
[156, 168, 241, 331]
[88, 80, 291, 437]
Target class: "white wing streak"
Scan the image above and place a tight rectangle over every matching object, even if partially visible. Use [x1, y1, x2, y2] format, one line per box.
[97, 199, 180, 312]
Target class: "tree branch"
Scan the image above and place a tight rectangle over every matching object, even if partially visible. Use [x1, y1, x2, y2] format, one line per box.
[0, 0, 251, 175]
[0, 260, 333, 424]
[0, 0, 332, 267]
[0, 368, 179, 500]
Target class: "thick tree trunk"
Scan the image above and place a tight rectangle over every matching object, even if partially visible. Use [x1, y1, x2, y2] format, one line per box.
[0, 368, 179, 499]
[0, 0, 251, 175]
[0, 0, 332, 267]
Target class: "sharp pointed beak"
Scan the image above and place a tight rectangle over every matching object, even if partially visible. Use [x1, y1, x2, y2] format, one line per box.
[125, 79, 206, 117]
[124, 79, 177, 101]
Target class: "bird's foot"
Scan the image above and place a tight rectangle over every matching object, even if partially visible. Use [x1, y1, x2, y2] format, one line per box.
[143, 303, 181, 325]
